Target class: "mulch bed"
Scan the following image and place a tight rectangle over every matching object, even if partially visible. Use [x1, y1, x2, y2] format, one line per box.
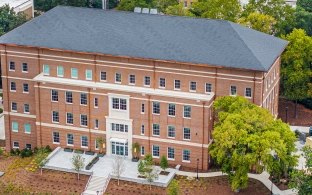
[105, 176, 270, 195]
[0, 155, 89, 194]
[159, 171, 170, 176]
[278, 98, 312, 126]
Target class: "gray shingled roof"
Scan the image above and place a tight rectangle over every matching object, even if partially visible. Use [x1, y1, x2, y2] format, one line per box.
[0, 6, 288, 71]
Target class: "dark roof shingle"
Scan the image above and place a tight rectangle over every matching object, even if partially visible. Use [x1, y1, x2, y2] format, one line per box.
[0, 6, 288, 71]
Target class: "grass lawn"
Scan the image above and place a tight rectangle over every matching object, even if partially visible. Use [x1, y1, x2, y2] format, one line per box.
[0, 154, 89, 194]
[105, 175, 270, 195]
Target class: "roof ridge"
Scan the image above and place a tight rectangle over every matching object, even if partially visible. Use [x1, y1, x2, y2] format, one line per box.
[227, 21, 266, 71]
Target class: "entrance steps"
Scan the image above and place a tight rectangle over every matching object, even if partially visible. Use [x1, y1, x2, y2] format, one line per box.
[82, 175, 111, 195]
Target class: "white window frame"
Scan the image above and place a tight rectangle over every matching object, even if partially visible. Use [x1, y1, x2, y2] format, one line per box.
[65, 91, 73, 104]
[67, 133, 74, 146]
[43, 64, 50, 76]
[66, 112, 74, 125]
[24, 104, 30, 114]
[52, 132, 60, 144]
[189, 81, 197, 92]
[141, 124, 145, 135]
[71, 68, 78, 79]
[22, 63, 28, 73]
[168, 103, 176, 117]
[112, 98, 127, 111]
[152, 102, 160, 115]
[129, 74, 136, 85]
[57, 65, 64, 77]
[174, 80, 181, 90]
[230, 85, 237, 96]
[94, 97, 99, 108]
[167, 147, 175, 160]
[205, 83, 212, 93]
[245, 87, 252, 98]
[167, 125, 176, 138]
[183, 105, 191, 118]
[23, 83, 29, 93]
[144, 76, 151, 87]
[9, 61, 15, 71]
[183, 127, 191, 140]
[182, 149, 191, 163]
[159, 78, 166, 88]
[86, 69, 93, 80]
[141, 146, 145, 156]
[51, 90, 58, 102]
[80, 114, 88, 127]
[10, 82, 16, 92]
[152, 145, 160, 158]
[115, 72, 121, 83]
[141, 103, 145, 114]
[95, 119, 99, 129]
[81, 136, 88, 148]
[24, 123, 31, 134]
[52, 111, 59, 123]
[152, 123, 160, 136]
[12, 121, 18, 132]
[11, 102, 17, 112]
[100, 71, 107, 82]
[80, 93, 88, 105]
[13, 141, 19, 149]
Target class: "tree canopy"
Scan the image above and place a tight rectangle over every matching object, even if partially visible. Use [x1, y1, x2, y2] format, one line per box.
[281, 29, 312, 117]
[0, 4, 28, 36]
[297, 0, 312, 12]
[165, 3, 194, 16]
[209, 96, 297, 191]
[117, 0, 178, 13]
[238, 12, 276, 34]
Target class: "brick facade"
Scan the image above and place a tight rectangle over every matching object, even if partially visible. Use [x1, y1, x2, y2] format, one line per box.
[0, 45, 281, 170]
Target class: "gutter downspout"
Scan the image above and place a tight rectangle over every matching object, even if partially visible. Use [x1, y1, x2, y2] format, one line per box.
[202, 102, 205, 170]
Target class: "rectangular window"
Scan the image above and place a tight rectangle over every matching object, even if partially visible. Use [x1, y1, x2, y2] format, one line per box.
[52, 111, 59, 123]
[183, 105, 191, 118]
[153, 102, 160, 114]
[115, 73, 121, 83]
[9, 61, 15, 71]
[168, 147, 175, 160]
[141, 125, 145, 135]
[80, 114, 88, 126]
[100, 71, 107, 81]
[10, 82, 16, 91]
[94, 98, 99, 108]
[24, 124, 31, 134]
[95, 119, 99, 129]
[26, 144, 32, 150]
[80, 93, 88, 105]
[168, 104, 176, 116]
[71, 68, 78, 79]
[22, 63, 28, 72]
[205, 83, 212, 93]
[190, 81, 197, 91]
[111, 123, 128, 132]
[67, 134, 74, 145]
[152, 145, 160, 158]
[95, 139, 99, 150]
[81, 136, 88, 147]
[53, 132, 60, 144]
[183, 149, 190, 162]
[12, 121, 18, 132]
[112, 98, 127, 110]
[86, 69, 92, 80]
[66, 112, 73, 124]
[174, 80, 181, 90]
[153, 124, 160, 136]
[144, 76, 151, 86]
[159, 78, 166, 88]
[245, 88, 252, 98]
[11, 102, 17, 112]
[230, 86, 237, 96]
[24, 104, 30, 113]
[183, 127, 191, 140]
[51, 90, 58, 102]
[141, 103, 145, 113]
[168, 125, 175, 138]
[22, 83, 29, 93]
[43, 64, 50, 75]
[129, 74, 136, 84]
[141, 146, 145, 156]
[13, 141, 19, 148]
[57, 66, 64, 77]
[66, 91, 73, 103]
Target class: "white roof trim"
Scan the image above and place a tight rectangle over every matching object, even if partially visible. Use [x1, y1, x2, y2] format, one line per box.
[33, 74, 215, 102]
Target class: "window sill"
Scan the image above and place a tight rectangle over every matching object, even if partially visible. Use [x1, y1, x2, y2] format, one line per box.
[23, 92, 29, 94]
[10, 90, 16, 92]
[81, 146, 88, 149]
[183, 117, 191, 119]
[9, 70, 15, 72]
[52, 121, 59, 124]
[174, 88, 181, 91]
[12, 130, 18, 133]
[51, 100, 59, 103]
[66, 123, 74, 126]
[168, 158, 175, 161]
[11, 110, 17, 113]
[22, 71, 28, 73]
[57, 75, 64, 78]
[189, 90, 197, 93]
[53, 142, 60, 145]
[24, 132, 31, 134]
[24, 112, 30, 114]
[182, 160, 190, 163]
[152, 156, 160, 159]
[65, 102, 73, 105]
[245, 96, 252, 99]
[183, 139, 191, 141]
[67, 144, 74, 147]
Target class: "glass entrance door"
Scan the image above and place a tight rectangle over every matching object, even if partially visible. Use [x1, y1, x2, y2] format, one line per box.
[111, 141, 128, 156]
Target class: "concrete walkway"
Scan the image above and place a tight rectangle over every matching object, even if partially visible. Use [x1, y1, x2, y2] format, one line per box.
[290, 126, 310, 134]
[0, 114, 4, 140]
[176, 171, 297, 195]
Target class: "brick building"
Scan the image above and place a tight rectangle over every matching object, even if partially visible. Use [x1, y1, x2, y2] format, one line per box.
[0, 6, 287, 170]
[0, 0, 33, 19]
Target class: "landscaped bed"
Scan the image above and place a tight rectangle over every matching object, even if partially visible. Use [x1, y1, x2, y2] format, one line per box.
[105, 175, 271, 195]
[0, 154, 89, 194]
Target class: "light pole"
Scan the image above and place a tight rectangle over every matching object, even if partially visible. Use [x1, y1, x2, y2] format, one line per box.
[285, 106, 288, 123]
[196, 158, 199, 180]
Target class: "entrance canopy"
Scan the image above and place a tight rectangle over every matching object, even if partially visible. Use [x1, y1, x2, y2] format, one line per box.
[110, 137, 127, 144]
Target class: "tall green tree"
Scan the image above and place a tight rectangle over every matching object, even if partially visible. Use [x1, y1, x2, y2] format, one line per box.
[238, 12, 276, 34]
[297, 0, 312, 12]
[294, 6, 312, 36]
[34, 0, 103, 13]
[242, 0, 295, 35]
[117, 0, 178, 12]
[165, 3, 195, 16]
[191, 0, 242, 22]
[289, 146, 312, 195]
[281, 29, 312, 118]
[210, 96, 297, 191]
[0, 5, 28, 36]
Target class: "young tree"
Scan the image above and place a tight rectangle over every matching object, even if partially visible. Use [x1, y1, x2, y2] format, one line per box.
[0, 4, 28, 36]
[96, 137, 105, 154]
[165, 3, 195, 16]
[137, 154, 159, 190]
[160, 155, 168, 172]
[281, 29, 312, 118]
[289, 146, 312, 195]
[35, 148, 49, 175]
[71, 154, 85, 180]
[112, 156, 125, 185]
[210, 96, 297, 191]
[191, 0, 242, 22]
[167, 179, 180, 195]
[297, 0, 312, 12]
[238, 12, 276, 34]
[132, 142, 140, 160]
[0, 148, 3, 156]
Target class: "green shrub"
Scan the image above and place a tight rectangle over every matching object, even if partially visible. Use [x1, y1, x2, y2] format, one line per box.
[20, 148, 33, 158]
[167, 179, 180, 195]
[45, 145, 52, 153]
[15, 149, 20, 155]
[0, 148, 3, 156]
[160, 155, 169, 171]
[0, 108, 3, 114]
[10, 149, 15, 156]
[299, 98, 312, 109]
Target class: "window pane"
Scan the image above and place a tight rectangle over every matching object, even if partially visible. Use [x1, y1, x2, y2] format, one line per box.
[24, 124, 31, 133]
[168, 104, 175, 116]
[12, 122, 18, 132]
[43, 65, 50, 75]
[153, 124, 160, 136]
[71, 68, 78, 78]
[183, 127, 191, 140]
[66, 91, 73, 103]
[86, 69, 92, 80]
[100, 71, 107, 81]
[184, 106, 191, 118]
[57, 66, 64, 77]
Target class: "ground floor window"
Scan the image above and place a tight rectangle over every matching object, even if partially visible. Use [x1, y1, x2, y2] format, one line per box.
[26, 144, 32, 150]
[168, 147, 175, 160]
[111, 141, 128, 156]
[53, 132, 60, 144]
[13, 141, 19, 148]
[152, 145, 160, 158]
[81, 136, 88, 148]
[183, 149, 190, 162]
[141, 146, 145, 156]
[67, 134, 74, 145]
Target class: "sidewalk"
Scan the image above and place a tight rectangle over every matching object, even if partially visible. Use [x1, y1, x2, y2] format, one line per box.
[176, 171, 297, 195]
[0, 114, 4, 140]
